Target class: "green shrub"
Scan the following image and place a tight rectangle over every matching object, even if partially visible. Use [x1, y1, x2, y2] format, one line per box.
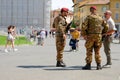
[0, 35, 32, 46]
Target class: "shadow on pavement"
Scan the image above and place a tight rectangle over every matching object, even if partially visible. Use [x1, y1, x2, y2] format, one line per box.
[112, 58, 120, 61]
[44, 66, 83, 71]
[17, 65, 55, 69]
[17, 65, 99, 71]
[17, 65, 83, 70]
[44, 66, 101, 71]
[64, 50, 72, 52]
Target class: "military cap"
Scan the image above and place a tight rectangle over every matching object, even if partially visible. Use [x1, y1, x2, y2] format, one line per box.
[90, 6, 97, 10]
[61, 8, 69, 12]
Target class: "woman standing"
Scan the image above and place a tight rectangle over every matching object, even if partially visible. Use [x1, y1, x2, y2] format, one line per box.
[4, 25, 18, 52]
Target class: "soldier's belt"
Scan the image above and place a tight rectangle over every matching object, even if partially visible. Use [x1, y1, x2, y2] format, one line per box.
[56, 32, 63, 34]
[56, 32, 61, 33]
[88, 33, 102, 34]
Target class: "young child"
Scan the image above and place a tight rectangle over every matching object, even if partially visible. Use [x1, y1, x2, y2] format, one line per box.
[69, 28, 80, 51]
[4, 25, 18, 52]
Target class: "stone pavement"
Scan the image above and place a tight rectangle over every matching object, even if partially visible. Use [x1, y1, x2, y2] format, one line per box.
[0, 37, 120, 80]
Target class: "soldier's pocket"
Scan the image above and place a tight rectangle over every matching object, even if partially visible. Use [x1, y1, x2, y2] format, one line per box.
[85, 40, 93, 48]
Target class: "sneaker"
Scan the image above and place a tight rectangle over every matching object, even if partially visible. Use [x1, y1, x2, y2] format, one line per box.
[13, 48, 18, 52]
[4, 49, 9, 53]
[73, 50, 76, 52]
[102, 64, 111, 68]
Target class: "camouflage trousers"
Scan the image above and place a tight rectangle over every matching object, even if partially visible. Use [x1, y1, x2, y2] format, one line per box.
[85, 34, 102, 64]
[56, 35, 66, 61]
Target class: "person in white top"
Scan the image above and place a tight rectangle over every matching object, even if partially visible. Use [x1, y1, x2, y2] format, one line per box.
[39, 28, 46, 46]
[4, 25, 18, 52]
[103, 10, 117, 68]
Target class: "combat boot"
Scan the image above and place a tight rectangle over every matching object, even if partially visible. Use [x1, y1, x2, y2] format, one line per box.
[96, 63, 102, 70]
[56, 61, 66, 67]
[82, 63, 91, 70]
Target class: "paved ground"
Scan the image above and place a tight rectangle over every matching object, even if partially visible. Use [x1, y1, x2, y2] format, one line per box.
[0, 37, 120, 80]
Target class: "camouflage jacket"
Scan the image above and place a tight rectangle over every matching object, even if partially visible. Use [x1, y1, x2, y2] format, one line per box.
[81, 14, 108, 36]
[52, 15, 67, 35]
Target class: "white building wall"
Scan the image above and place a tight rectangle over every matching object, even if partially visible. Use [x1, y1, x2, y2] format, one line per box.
[0, 0, 51, 31]
[44, 0, 51, 30]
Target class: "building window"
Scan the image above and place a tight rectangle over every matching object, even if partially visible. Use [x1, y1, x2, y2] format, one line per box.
[115, 13, 119, 20]
[116, 3, 120, 8]
[102, 6, 107, 12]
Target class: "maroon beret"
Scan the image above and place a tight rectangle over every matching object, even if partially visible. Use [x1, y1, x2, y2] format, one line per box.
[90, 6, 97, 10]
[61, 8, 69, 12]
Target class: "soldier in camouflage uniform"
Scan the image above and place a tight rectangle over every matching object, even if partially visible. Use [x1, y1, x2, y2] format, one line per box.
[81, 6, 108, 70]
[52, 8, 69, 67]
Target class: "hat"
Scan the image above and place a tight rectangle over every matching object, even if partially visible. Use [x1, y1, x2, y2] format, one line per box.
[61, 8, 69, 12]
[90, 6, 97, 10]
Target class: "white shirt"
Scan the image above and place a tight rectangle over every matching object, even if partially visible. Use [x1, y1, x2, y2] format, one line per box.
[107, 17, 117, 32]
[40, 30, 46, 39]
